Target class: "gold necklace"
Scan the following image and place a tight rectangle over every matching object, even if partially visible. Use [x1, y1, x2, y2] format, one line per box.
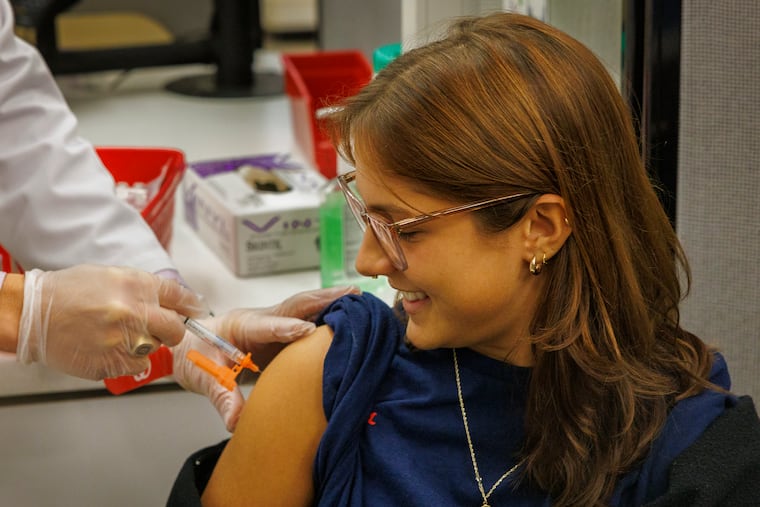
[453, 348, 522, 507]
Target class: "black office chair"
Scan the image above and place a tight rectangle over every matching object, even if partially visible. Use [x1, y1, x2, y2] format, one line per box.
[10, 0, 282, 97]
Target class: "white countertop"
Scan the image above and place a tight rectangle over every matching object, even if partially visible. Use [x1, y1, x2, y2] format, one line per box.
[0, 53, 324, 397]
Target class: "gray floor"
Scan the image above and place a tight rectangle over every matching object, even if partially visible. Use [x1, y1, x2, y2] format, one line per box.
[0, 387, 231, 506]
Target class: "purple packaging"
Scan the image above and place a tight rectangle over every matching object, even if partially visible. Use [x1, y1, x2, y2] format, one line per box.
[182, 153, 325, 277]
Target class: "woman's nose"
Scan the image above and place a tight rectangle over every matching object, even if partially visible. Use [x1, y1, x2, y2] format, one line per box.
[354, 228, 396, 277]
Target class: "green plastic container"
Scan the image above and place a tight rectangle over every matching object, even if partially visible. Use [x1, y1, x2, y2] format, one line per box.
[319, 176, 392, 298]
[373, 42, 402, 73]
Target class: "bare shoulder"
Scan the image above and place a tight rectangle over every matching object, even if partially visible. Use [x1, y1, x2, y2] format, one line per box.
[202, 325, 334, 507]
[266, 323, 335, 379]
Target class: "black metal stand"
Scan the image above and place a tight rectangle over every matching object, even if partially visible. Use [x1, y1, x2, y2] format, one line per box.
[16, 0, 283, 98]
[164, 71, 282, 98]
[165, 0, 283, 98]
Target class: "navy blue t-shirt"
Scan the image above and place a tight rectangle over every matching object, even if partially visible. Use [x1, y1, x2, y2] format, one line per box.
[313, 293, 733, 506]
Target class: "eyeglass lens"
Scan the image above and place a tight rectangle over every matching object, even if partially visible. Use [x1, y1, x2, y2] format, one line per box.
[340, 177, 408, 270]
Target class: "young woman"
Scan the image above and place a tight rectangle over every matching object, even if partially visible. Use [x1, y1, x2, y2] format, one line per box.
[171, 12, 760, 507]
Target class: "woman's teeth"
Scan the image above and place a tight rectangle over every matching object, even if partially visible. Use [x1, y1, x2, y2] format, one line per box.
[400, 290, 427, 302]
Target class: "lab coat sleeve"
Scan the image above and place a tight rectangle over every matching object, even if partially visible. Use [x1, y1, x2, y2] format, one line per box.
[0, 0, 177, 273]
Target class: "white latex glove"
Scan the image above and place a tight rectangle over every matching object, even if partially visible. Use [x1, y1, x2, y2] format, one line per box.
[172, 285, 360, 431]
[16, 265, 205, 380]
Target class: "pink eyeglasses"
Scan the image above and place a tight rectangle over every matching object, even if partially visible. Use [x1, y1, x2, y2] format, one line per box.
[337, 170, 535, 271]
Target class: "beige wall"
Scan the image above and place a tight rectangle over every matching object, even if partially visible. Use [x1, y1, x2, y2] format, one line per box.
[401, 0, 622, 86]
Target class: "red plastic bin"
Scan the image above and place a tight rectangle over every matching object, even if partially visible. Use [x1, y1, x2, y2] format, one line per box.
[282, 50, 372, 179]
[96, 146, 186, 250]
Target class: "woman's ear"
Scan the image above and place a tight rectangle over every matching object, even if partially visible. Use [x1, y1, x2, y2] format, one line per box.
[522, 194, 572, 263]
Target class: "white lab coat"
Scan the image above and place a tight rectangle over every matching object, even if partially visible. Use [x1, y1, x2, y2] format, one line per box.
[0, 0, 176, 273]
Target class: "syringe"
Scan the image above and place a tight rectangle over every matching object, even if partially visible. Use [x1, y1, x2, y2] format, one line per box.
[184, 317, 247, 364]
[183, 317, 259, 391]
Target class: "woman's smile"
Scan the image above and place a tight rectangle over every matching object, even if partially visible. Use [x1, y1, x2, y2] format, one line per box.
[398, 289, 429, 314]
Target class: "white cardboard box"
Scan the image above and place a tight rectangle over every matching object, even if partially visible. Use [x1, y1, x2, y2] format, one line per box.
[182, 154, 325, 277]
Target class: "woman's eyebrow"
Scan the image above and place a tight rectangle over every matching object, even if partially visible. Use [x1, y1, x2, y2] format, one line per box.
[365, 202, 415, 217]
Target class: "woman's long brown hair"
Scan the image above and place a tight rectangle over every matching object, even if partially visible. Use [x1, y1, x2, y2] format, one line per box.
[325, 13, 716, 506]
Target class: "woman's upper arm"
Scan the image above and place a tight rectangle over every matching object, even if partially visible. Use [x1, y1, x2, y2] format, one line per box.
[202, 324, 333, 507]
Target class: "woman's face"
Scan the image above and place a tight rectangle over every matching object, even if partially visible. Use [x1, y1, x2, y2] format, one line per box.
[352, 151, 540, 366]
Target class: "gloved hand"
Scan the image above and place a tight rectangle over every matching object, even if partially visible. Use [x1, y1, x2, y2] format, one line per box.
[16, 265, 205, 380]
[172, 285, 360, 432]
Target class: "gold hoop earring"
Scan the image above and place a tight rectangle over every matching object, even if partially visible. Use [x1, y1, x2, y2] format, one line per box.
[529, 253, 547, 276]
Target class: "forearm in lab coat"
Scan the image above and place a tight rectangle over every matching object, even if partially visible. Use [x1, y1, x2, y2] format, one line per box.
[0, 0, 177, 274]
